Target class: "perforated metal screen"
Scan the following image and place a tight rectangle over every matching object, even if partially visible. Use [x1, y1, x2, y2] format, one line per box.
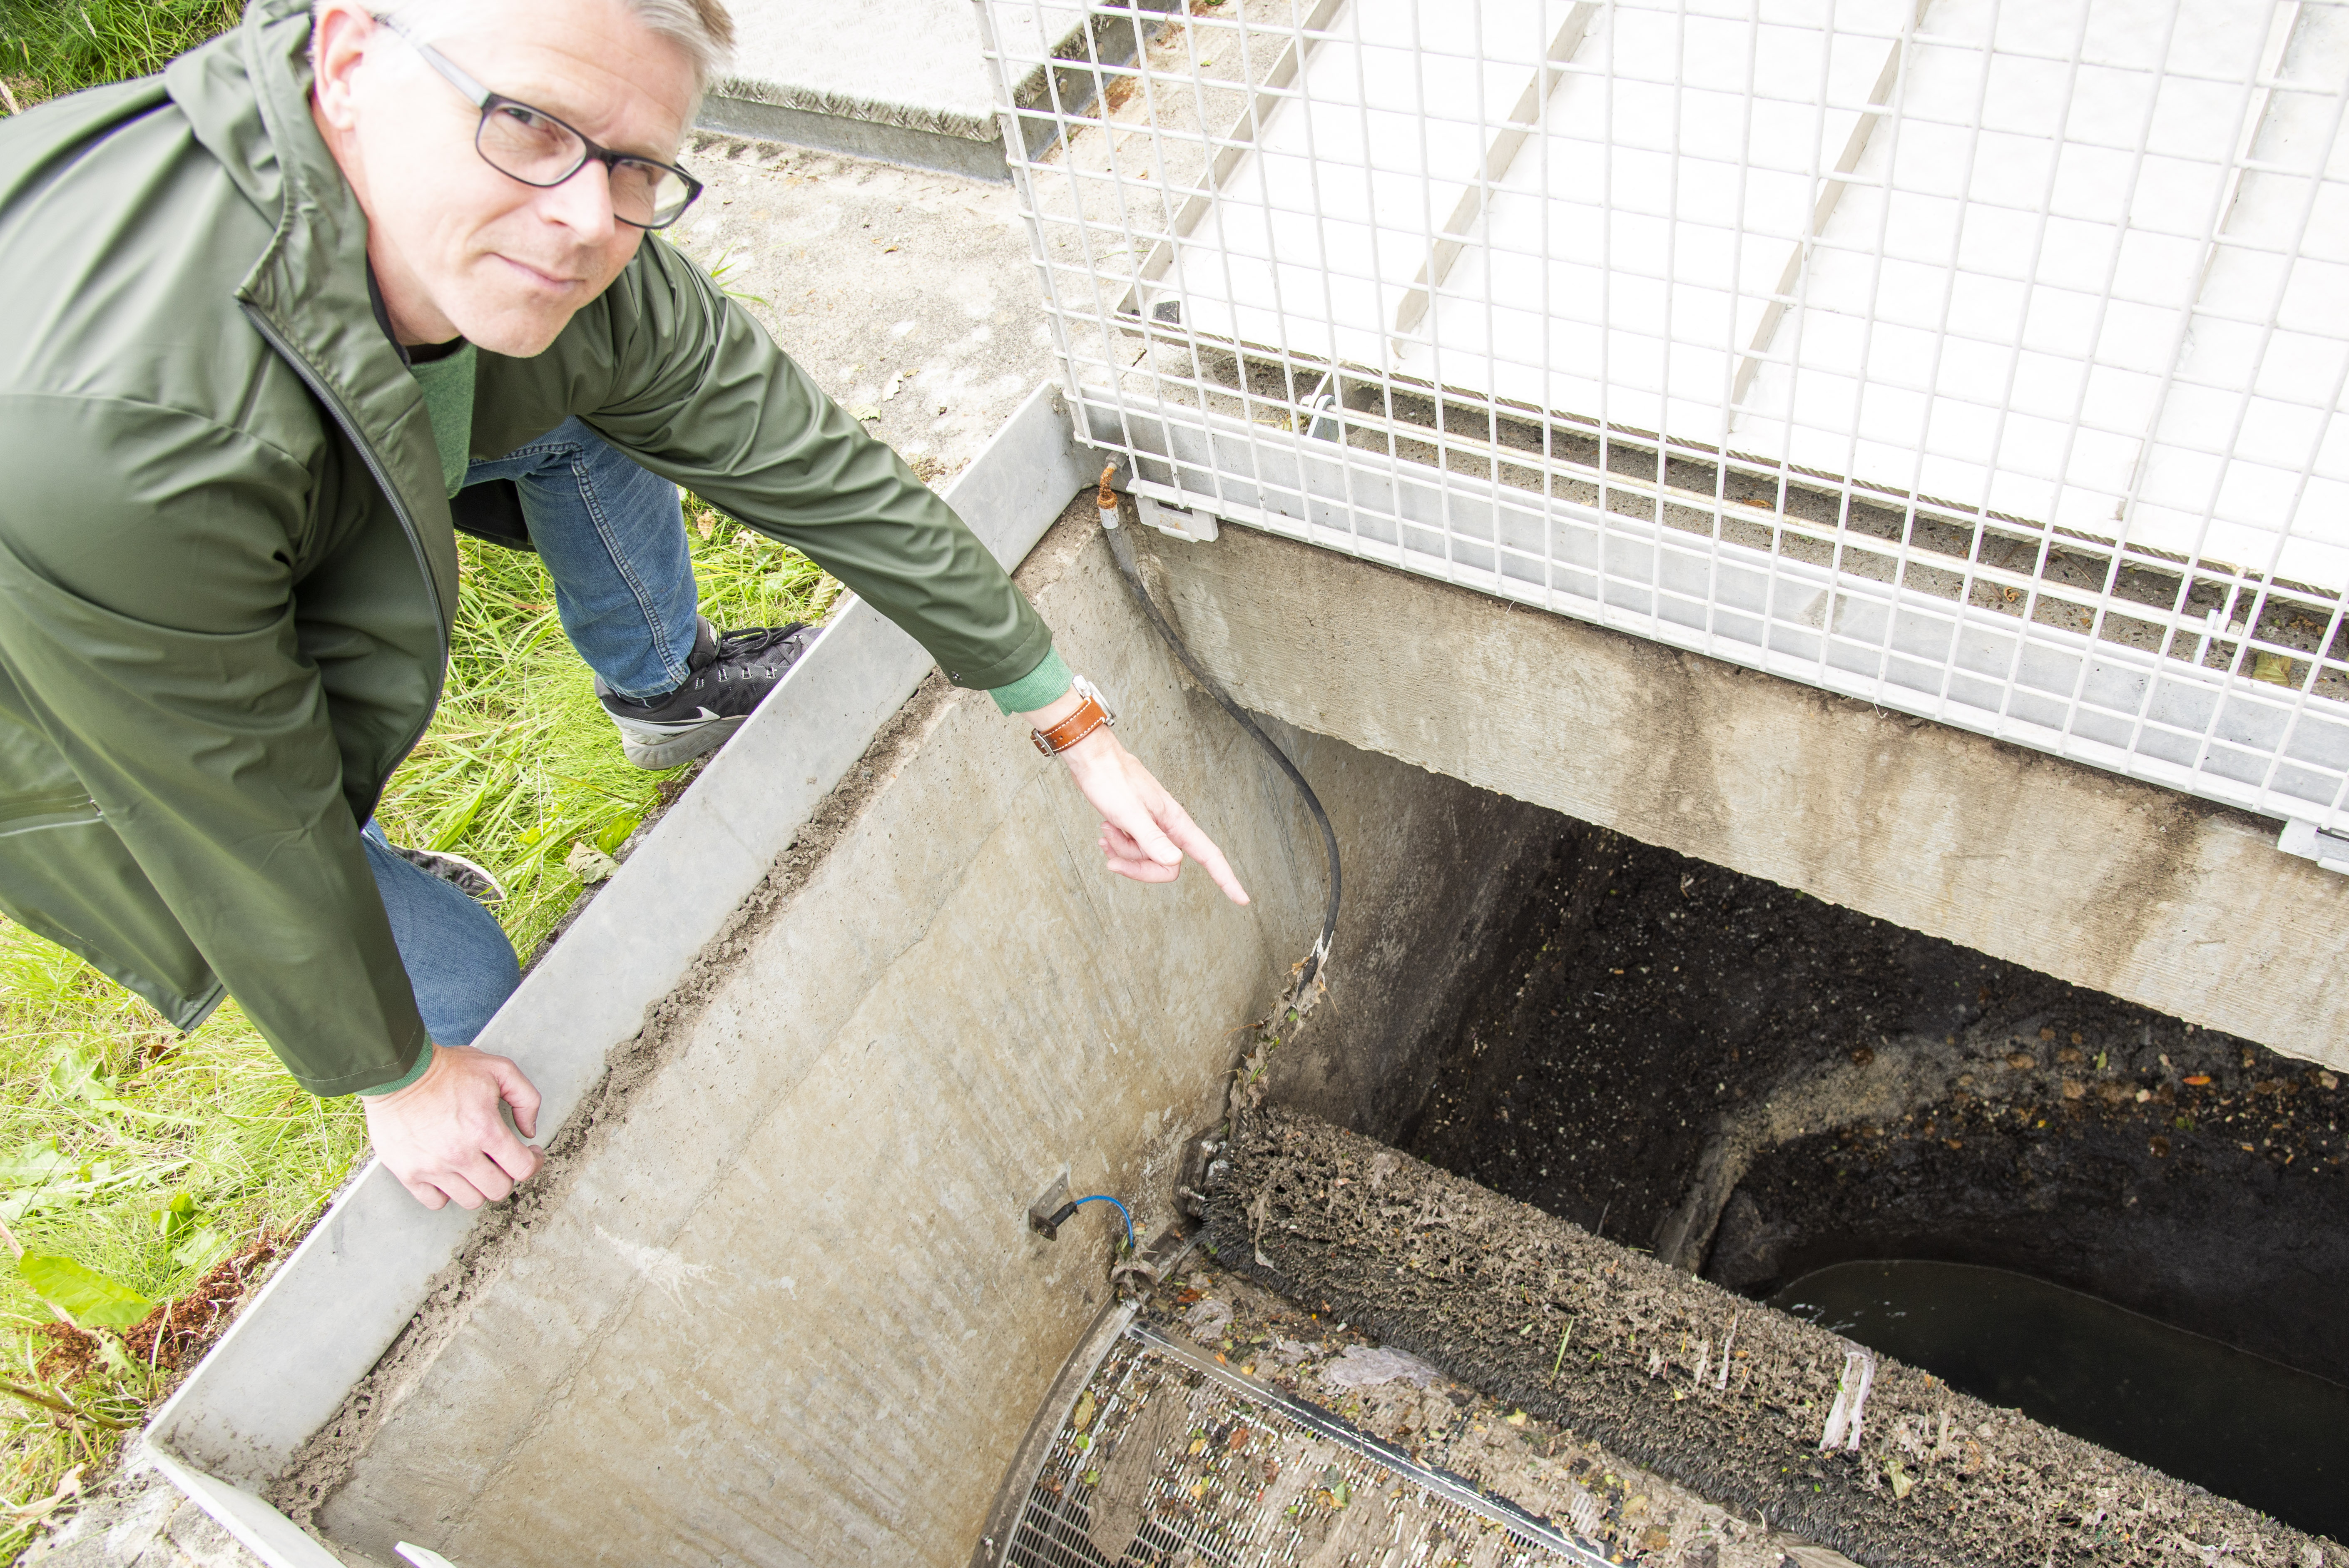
[1001, 1325, 1603, 1567]
[975, 0, 2349, 835]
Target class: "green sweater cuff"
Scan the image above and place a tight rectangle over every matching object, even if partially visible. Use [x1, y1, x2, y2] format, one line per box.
[988, 646, 1073, 716]
[355, 1042, 435, 1098]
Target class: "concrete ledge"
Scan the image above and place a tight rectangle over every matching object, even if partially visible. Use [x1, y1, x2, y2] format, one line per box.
[142, 383, 1093, 1562]
[696, 96, 1010, 182]
[1136, 520, 2349, 1068]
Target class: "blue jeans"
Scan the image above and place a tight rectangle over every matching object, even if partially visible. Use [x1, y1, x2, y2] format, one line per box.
[366, 419, 693, 1045]
[363, 821, 523, 1047]
[459, 416, 703, 700]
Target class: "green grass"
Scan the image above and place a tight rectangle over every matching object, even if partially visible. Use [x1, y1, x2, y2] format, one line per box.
[0, 510, 840, 1551]
[0, 0, 240, 108]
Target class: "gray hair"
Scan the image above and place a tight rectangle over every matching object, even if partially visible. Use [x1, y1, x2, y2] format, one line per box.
[355, 0, 736, 92]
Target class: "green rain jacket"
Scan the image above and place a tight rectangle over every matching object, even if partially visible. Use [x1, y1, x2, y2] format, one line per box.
[0, 0, 1053, 1095]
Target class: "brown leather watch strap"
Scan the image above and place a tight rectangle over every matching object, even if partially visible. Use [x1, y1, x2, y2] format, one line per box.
[1031, 686, 1114, 756]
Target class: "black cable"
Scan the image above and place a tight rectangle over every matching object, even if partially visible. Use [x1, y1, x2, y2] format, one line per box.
[1097, 490, 1341, 990]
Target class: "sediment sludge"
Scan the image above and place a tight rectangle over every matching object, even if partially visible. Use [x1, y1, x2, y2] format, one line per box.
[982, 800, 2347, 1564]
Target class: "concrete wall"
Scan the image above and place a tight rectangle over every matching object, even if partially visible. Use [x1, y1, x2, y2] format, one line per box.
[1236, 714, 1564, 1144]
[1137, 522, 2349, 1070]
[295, 518, 1546, 1568]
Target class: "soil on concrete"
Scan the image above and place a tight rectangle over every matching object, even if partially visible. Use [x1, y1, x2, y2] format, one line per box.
[1203, 1109, 2338, 1568]
[1393, 823, 2349, 1385]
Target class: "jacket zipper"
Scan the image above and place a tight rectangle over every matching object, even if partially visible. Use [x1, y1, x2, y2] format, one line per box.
[240, 303, 451, 795]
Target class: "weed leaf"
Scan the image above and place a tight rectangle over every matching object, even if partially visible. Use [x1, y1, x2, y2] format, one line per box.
[45, 1046, 111, 1106]
[170, 1227, 228, 1272]
[152, 1192, 197, 1247]
[18, 1256, 153, 1329]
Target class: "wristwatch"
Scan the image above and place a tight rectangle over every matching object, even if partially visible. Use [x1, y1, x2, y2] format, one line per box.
[1030, 675, 1116, 756]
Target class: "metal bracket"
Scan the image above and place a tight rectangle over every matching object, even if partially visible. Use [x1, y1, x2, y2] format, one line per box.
[1176, 1128, 1228, 1220]
[1136, 493, 1219, 544]
[2278, 819, 2349, 876]
[1026, 1172, 1072, 1239]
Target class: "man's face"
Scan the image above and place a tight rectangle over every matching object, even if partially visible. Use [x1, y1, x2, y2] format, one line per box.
[311, 0, 698, 356]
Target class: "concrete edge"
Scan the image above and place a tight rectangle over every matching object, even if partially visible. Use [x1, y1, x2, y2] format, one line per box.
[701, 0, 1109, 147]
[705, 79, 999, 142]
[144, 1451, 345, 1568]
[142, 382, 1095, 1563]
[695, 95, 1012, 182]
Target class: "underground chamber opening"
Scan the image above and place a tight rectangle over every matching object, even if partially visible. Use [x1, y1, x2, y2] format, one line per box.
[1311, 801, 2349, 1538]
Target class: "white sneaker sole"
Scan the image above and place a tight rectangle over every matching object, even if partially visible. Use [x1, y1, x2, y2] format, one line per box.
[610, 712, 748, 770]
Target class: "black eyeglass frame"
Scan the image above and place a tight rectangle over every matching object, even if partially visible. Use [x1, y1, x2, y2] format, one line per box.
[371, 15, 704, 231]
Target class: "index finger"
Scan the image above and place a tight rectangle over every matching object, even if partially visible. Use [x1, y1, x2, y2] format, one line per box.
[1157, 800, 1249, 905]
[396, 1173, 452, 1211]
[430, 1170, 492, 1212]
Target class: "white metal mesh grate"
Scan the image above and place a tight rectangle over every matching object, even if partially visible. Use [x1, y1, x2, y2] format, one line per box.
[1001, 1324, 1603, 1567]
[975, 0, 2349, 833]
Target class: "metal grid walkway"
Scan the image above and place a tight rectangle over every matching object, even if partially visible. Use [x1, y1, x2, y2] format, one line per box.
[976, 0, 2349, 839]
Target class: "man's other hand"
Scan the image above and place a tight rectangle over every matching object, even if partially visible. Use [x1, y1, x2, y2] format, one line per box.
[363, 1044, 544, 1210]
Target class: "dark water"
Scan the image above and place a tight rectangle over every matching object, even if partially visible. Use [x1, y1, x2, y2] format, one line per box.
[1770, 1259, 2349, 1542]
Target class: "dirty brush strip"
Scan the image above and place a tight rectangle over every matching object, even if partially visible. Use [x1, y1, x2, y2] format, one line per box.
[1197, 1109, 2338, 1568]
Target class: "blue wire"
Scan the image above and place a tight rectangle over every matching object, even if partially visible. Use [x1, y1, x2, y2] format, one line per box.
[1070, 1194, 1135, 1253]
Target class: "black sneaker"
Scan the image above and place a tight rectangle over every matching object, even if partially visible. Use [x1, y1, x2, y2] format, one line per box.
[595, 616, 816, 769]
[387, 843, 508, 903]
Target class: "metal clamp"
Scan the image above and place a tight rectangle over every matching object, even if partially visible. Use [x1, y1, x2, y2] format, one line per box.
[2279, 819, 2349, 876]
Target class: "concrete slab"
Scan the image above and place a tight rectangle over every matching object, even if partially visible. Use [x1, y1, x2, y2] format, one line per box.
[141, 383, 1090, 1559]
[664, 134, 1054, 486]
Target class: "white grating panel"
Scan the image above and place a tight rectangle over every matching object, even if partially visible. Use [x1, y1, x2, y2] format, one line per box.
[975, 0, 2349, 833]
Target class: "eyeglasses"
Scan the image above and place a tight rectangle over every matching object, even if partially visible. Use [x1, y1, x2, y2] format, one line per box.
[372, 15, 703, 230]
